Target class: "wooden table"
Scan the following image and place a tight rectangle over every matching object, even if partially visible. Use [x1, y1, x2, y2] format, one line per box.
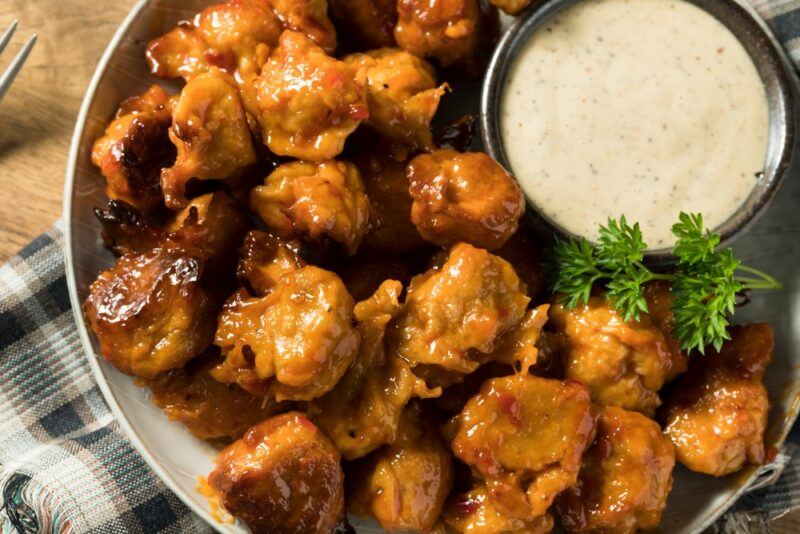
[0, 0, 136, 261]
[1, 1, 799, 532]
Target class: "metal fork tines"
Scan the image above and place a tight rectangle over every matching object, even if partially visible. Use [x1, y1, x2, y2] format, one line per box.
[0, 20, 37, 102]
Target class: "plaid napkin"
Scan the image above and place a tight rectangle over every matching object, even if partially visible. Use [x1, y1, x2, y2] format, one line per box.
[3, 2, 800, 532]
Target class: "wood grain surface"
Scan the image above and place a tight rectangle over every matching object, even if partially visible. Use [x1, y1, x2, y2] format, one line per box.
[1, 1, 799, 532]
[0, 0, 136, 262]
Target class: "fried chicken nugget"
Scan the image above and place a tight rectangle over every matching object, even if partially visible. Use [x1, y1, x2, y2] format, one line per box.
[209, 412, 347, 533]
[255, 31, 368, 161]
[407, 150, 524, 250]
[395, 0, 480, 68]
[308, 281, 439, 460]
[662, 323, 772, 477]
[556, 406, 675, 533]
[250, 160, 370, 255]
[390, 243, 530, 373]
[161, 69, 256, 209]
[451, 374, 597, 520]
[91, 85, 174, 211]
[213, 266, 360, 401]
[348, 403, 454, 532]
[549, 298, 674, 416]
[146, 0, 336, 83]
[84, 248, 217, 379]
[345, 48, 446, 149]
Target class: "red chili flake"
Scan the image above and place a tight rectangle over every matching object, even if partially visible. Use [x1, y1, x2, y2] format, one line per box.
[765, 445, 779, 463]
[455, 498, 479, 516]
[204, 50, 234, 72]
[473, 450, 500, 476]
[322, 70, 344, 89]
[497, 393, 521, 425]
[296, 414, 318, 433]
[349, 104, 369, 121]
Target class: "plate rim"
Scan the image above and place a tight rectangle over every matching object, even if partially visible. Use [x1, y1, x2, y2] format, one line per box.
[60, 1, 799, 533]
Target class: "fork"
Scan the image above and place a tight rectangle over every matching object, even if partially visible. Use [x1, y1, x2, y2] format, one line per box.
[0, 20, 37, 102]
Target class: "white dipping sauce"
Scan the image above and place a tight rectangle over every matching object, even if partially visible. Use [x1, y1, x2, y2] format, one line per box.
[501, 0, 769, 248]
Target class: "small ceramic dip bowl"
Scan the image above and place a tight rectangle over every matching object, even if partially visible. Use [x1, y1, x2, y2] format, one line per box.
[481, 0, 799, 262]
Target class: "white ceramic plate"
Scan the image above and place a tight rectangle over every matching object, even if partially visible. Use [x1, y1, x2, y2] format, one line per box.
[64, 1, 800, 532]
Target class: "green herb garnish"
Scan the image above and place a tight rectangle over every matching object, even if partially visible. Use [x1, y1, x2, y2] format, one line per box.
[548, 212, 781, 354]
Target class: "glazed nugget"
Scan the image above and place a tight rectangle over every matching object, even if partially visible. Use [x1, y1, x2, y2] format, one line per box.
[308, 281, 439, 460]
[145, 0, 336, 82]
[84, 248, 217, 379]
[395, 0, 481, 68]
[91, 85, 174, 211]
[549, 297, 674, 416]
[348, 403, 453, 532]
[255, 31, 368, 161]
[345, 48, 446, 149]
[662, 323, 772, 476]
[209, 412, 346, 533]
[390, 243, 529, 373]
[250, 160, 370, 255]
[556, 406, 675, 533]
[213, 266, 360, 401]
[451, 374, 597, 520]
[408, 150, 524, 250]
[161, 70, 256, 209]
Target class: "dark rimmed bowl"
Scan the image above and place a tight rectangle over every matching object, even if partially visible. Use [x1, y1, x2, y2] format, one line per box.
[481, 0, 799, 263]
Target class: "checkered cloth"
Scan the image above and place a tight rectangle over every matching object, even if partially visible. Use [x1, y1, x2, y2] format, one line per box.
[3, 2, 800, 531]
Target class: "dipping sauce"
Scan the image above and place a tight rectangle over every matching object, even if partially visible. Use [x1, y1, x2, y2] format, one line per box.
[501, 0, 769, 248]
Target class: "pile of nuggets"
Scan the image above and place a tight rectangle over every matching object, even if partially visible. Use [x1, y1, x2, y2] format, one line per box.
[83, 0, 775, 532]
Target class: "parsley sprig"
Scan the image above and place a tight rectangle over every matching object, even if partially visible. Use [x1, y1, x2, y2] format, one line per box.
[548, 212, 781, 354]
